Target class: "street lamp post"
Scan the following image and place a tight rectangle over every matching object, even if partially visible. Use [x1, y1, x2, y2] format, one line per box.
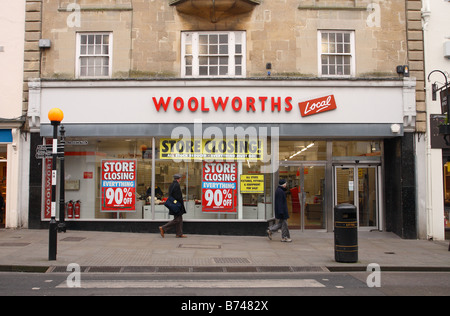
[48, 108, 63, 261]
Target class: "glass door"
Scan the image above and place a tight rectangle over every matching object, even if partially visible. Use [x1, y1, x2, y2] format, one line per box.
[334, 165, 379, 229]
[279, 165, 326, 230]
[357, 167, 378, 227]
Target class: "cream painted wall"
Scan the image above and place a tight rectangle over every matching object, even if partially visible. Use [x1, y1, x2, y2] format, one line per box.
[0, 0, 25, 118]
[422, 0, 450, 240]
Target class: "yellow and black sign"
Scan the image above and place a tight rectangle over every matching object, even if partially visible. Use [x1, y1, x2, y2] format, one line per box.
[240, 174, 265, 194]
[160, 139, 264, 161]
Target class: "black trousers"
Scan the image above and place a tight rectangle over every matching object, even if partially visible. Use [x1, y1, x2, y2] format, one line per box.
[162, 215, 183, 236]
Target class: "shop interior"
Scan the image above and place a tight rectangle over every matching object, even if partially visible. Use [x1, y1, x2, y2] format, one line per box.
[60, 137, 273, 221]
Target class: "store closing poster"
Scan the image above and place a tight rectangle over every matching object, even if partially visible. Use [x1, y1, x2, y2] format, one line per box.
[202, 162, 237, 213]
[101, 160, 136, 212]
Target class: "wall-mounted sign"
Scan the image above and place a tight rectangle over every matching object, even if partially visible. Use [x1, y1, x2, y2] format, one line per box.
[440, 88, 449, 115]
[65, 179, 80, 191]
[41, 82, 404, 126]
[431, 114, 450, 149]
[101, 159, 136, 212]
[153, 96, 294, 113]
[202, 162, 237, 213]
[298, 95, 337, 117]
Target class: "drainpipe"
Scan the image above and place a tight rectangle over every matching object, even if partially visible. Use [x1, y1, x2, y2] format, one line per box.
[422, 0, 433, 240]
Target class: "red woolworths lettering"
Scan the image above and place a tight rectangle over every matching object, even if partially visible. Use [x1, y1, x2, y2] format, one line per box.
[298, 95, 337, 117]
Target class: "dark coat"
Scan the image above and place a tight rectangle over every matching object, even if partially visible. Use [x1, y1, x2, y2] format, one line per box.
[274, 185, 289, 220]
[168, 180, 186, 215]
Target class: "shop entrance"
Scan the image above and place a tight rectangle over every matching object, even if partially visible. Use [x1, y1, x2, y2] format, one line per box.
[0, 147, 6, 227]
[334, 165, 380, 229]
[278, 165, 326, 230]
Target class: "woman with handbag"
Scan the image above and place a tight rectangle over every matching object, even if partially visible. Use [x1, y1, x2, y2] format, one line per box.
[159, 174, 187, 238]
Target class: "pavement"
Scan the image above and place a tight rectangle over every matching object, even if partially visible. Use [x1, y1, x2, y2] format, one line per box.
[0, 228, 449, 273]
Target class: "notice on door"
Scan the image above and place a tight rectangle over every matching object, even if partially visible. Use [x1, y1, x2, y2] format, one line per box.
[101, 160, 136, 212]
[202, 162, 237, 213]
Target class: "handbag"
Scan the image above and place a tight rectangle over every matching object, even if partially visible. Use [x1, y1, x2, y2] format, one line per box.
[164, 196, 182, 215]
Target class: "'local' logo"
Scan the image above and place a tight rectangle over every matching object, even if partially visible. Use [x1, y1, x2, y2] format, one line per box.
[299, 95, 337, 117]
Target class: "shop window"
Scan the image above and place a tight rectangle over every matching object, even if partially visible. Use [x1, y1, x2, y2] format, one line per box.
[332, 141, 381, 157]
[182, 31, 246, 78]
[279, 141, 327, 161]
[242, 161, 273, 220]
[318, 30, 355, 77]
[51, 137, 272, 221]
[444, 162, 450, 237]
[76, 33, 112, 78]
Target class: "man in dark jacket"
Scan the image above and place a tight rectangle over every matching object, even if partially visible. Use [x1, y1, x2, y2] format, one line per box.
[267, 179, 291, 242]
[159, 174, 187, 238]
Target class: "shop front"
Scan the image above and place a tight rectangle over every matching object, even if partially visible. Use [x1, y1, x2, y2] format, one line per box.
[279, 140, 382, 231]
[0, 130, 13, 228]
[30, 78, 416, 235]
[0, 142, 7, 227]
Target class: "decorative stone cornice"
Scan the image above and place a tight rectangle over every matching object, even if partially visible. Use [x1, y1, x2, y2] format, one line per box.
[169, 0, 260, 23]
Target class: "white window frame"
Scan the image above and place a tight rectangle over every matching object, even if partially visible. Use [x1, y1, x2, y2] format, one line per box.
[181, 31, 246, 78]
[76, 32, 113, 79]
[318, 30, 355, 78]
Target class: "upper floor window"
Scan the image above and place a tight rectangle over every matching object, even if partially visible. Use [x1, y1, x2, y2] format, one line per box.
[182, 31, 246, 78]
[318, 30, 355, 77]
[76, 33, 112, 78]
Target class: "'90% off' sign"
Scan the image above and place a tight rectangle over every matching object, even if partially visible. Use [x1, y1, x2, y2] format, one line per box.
[104, 187, 134, 208]
[101, 160, 136, 212]
[202, 162, 237, 213]
[204, 188, 234, 208]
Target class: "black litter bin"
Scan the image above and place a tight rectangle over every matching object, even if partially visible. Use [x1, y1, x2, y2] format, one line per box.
[334, 204, 358, 263]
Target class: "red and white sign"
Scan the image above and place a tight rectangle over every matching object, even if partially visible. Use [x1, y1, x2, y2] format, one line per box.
[153, 96, 294, 113]
[298, 95, 337, 117]
[202, 162, 237, 213]
[43, 157, 53, 219]
[101, 160, 136, 212]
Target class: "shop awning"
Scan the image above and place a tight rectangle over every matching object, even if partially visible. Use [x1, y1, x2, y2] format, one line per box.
[0, 129, 12, 143]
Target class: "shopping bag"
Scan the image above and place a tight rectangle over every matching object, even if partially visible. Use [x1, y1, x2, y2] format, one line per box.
[164, 196, 182, 215]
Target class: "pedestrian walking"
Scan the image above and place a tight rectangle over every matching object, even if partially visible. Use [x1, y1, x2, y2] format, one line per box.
[159, 174, 187, 238]
[267, 179, 291, 242]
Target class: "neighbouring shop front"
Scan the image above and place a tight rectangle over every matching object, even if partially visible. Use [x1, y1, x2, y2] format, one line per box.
[29, 78, 417, 236]
[0, 143, 7, 228]
[0, 129, 13, 228]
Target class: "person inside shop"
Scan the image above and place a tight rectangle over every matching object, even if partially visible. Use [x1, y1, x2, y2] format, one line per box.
[266, 179, 292, 242]
[159, 174, 187, 238]
[146, 185, 164, 200]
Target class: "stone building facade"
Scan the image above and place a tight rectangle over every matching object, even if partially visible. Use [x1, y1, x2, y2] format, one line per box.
[21, 0, 428, 239]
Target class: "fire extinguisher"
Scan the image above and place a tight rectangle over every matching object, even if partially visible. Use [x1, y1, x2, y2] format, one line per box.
[74, 200, 81, 219]
[67, 200, 74, 219]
